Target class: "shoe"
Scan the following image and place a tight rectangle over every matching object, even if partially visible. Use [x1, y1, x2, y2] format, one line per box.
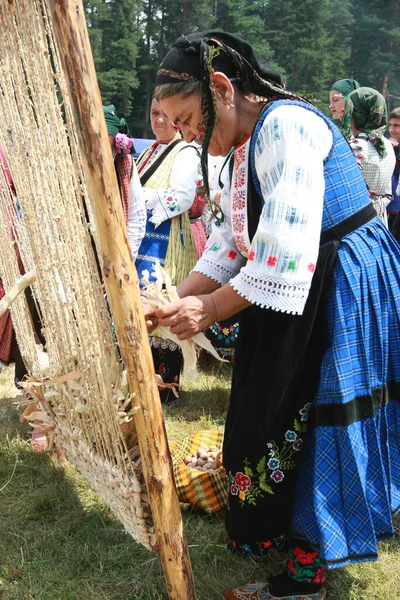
[224, 581, 326, 600]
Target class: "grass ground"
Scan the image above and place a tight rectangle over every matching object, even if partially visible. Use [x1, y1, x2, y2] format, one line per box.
[0, 362, 399, 600]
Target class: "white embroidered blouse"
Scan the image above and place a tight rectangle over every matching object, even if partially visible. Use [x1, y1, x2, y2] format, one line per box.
[193, 105, 333, 315]
[141, 143, 201, 227]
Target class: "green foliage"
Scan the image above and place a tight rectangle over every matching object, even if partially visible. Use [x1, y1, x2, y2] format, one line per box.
[84, 0, 140, 128]
[350, 0, 400, 111]
[83, 0, 400, 140]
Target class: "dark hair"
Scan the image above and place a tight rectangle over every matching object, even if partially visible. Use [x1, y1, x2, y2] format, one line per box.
[156, 81, 203, 101]
[390, 107, 400, 120]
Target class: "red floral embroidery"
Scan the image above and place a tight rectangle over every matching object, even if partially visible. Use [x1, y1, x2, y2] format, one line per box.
[158, 363, 166, 376]
[308, 263, 316, 273]
[266, 255, 278, 267]
[234, 471, 252, 492]
[232, 214, 245, 233]
[263, 540, 272, 548]
[313, 568, 326, 584]
[287, 557, 297, 575]
[248, 250, 255, 261]
[228, 249, 237, 260]
[293, 546, 319, 565]
[234, 236, 248, 254]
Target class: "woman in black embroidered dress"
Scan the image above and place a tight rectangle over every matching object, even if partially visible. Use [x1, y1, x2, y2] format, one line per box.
[144, 31, 400, 600]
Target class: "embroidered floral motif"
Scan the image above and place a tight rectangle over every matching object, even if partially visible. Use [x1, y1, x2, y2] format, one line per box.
[229, 402, 310, 506]
[299, 402, 311, 421]
[228, 534, 288, 561]
[232, 190, 246, 211]
[165, 194, 181, 212]
[234, 471, 252, 491]
[234, 236, 248, 254]
[248, 250, 255, 261]
[209, 322, 239, 344]
[207, 242, 220, 253]
[228, 249, 237, 259]
[231, 141, 251, 257]
[271, 469, 285, 482]
[288, 260, 297, 270]
[285, 430, 297, 442]
[288, 546, 326, 585]
[232, 213, 245, 233]
[266, 255, 278, 267]
[308, 263, 316, 273]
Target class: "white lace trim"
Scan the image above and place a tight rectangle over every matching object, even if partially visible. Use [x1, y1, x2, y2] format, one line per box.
[192, 257, 237, 286]
[150, 335, 179, 351]
[230, 269, 311, 315]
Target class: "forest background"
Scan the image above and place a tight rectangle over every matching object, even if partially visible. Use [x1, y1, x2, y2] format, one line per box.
[83, 0, 400, 139]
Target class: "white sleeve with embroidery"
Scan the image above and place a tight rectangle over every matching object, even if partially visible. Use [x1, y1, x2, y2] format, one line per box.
[144, 145, 201, 227]
[126, 161, 147, 261]
[193, 164, 247, 285]
[230, 105, 333, 315]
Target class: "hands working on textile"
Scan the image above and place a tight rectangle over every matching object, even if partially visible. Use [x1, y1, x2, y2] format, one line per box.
[143, 295, 218, 340]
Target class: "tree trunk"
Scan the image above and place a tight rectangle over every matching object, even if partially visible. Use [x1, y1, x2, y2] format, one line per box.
[48, 2, 197, 598]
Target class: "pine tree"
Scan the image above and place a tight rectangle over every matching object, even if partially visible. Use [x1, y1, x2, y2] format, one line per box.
[264, 0, 332, 97]
[350, 0, 400, 110]
[84, 0, 140, 130]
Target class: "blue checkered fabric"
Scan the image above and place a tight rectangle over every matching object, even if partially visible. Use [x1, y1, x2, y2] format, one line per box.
[292, 217, 400, 568]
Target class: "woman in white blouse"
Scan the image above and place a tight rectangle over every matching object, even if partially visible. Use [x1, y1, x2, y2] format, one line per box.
[135, 96, 201, 405]
[144, 32, 400, 600]
[347, 87, 395, 226]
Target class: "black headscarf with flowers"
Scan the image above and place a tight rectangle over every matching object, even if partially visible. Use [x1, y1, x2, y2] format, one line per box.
[155, 31, 307, 198]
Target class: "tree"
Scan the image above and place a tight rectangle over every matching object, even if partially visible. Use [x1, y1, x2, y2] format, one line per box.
[84, 0, 141, 130]
[350, 0, 400, 111]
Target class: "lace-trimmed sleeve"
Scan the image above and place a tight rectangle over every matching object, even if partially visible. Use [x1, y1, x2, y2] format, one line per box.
[230, 105, 332, 315]
[193, 168, 247, 285]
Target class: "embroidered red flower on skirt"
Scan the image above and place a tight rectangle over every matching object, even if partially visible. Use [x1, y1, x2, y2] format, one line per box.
[234, 471, 252, 492]
[293, 546, 319, 565]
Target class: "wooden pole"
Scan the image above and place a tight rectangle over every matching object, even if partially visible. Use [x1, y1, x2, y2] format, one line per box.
[47, 2, 197, 598]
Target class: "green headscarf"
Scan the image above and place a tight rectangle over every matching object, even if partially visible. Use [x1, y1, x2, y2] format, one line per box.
[331, 79, 361, 137]
[331, 78, 361, 97]
[348, 87, 388, 157]
[103, 104, 131, 137]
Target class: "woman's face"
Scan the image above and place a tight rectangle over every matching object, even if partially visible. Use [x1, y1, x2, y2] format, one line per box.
[150, 98, 176, 144]
[159, 92, 232, 157]
[329, 90, 346, 120]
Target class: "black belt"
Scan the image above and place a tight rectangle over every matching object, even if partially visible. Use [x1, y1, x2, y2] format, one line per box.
[320, 202, 376, 246]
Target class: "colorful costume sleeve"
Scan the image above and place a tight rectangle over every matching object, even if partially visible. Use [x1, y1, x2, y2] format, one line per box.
[230, 105, 332, 315]
[193, 166, 247, 284]
[144, 146, 201, 227]
[126, 161, 147, 261]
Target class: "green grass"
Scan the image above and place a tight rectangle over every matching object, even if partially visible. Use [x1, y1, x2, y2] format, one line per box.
[0, 363, 399, 599]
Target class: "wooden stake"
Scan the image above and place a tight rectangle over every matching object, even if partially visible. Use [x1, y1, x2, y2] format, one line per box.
[47, 2, 197, 598]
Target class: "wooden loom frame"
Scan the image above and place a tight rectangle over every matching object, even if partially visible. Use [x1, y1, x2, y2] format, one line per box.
[3, 1, 197, 598]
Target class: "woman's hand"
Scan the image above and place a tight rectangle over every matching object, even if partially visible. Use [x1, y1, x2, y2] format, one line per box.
[142, 299, 160, 333]
[155, 295, 218, 340]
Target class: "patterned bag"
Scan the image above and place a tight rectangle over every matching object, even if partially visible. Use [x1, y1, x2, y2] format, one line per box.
[169, 429, 229, 514]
